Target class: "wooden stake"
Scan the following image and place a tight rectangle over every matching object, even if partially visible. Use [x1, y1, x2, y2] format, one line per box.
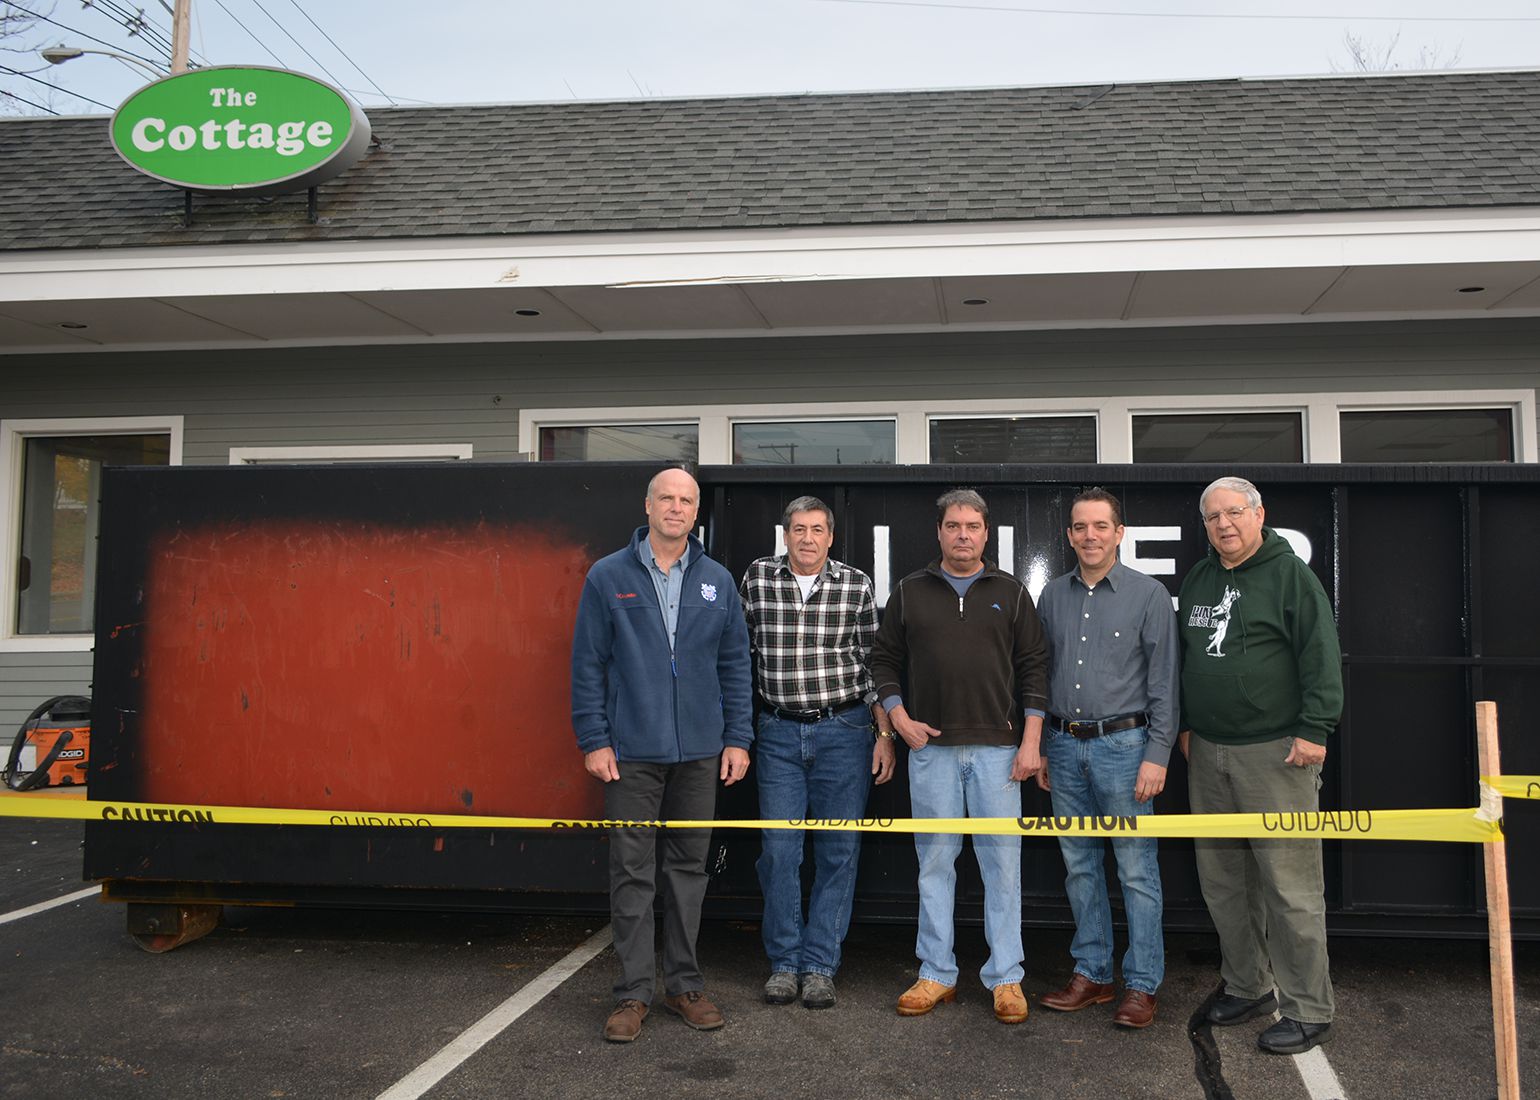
[1477, 700, 1521, 1100]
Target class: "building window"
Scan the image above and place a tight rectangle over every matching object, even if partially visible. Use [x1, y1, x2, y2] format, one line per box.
[8, 426, 176, 639]
[1132, 411, 1304, 463]
[539, 424, 698, 463]
[929, 416, 1097, 462]
[230, 444, 473, 464]
[732, 420, 896, 465]
[1339, 408, 1514, 463]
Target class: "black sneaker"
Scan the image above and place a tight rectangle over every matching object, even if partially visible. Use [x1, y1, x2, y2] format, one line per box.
[1258, 1017, 1332, 1055]
[1206, 990, 1277, 1026]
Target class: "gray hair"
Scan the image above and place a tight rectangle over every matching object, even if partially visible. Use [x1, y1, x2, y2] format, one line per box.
[936, 488, 989, 525]
[1199, 476, 1263, 515]
[782, 495, 834, 530]
[646, 465, 699, 500]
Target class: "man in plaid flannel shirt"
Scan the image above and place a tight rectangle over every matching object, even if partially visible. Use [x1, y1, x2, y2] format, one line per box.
[740, 494, 895, 1010]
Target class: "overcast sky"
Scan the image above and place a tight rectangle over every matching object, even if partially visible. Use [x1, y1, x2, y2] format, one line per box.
[4, 0, 1539, 116]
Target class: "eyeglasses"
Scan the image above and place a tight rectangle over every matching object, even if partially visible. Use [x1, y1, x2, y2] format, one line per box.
[1202, 506, 1253, 526]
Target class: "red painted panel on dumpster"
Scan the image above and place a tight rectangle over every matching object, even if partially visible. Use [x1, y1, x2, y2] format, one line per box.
[137, 521, 603, 819]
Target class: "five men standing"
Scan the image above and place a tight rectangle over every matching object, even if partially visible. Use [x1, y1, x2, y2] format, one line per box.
[570, 467, 754, 1043]
[739, 495, 895, 1010]
[1036, 488, 1177, 1029]
[1178, 476, 1343, 1055]
[570, 469, 1344, 1052]
[871, 489, 1048, 1025]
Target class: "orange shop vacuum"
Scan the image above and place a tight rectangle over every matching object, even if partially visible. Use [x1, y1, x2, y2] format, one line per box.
[4, 695, 91, 792]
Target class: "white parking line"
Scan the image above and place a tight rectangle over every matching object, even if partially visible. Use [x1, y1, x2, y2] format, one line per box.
[1293, 1043, 1346, 1100]
[0, 881, 100, 918]
[0, 885, 100, 926]
[1272, 1011, 1347, 1100]
[375, 923, 613, 1100]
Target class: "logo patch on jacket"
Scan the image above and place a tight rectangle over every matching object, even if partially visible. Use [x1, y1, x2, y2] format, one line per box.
[615, 592, 638, 600]
[700, 583, 718, 602]
[1188, 584, 1241, 658]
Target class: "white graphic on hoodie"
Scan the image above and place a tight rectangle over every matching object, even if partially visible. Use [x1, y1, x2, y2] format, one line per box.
[1203, 585, 1241, 658]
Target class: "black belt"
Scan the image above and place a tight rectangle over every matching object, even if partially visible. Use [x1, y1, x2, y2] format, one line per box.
[761, 697, 866, 723]
[1049, 712, 1149, 740]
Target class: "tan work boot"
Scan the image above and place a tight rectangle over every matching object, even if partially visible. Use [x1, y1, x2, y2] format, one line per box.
[897, 978, 957, 1017]
[993, 982, 1029, 1024]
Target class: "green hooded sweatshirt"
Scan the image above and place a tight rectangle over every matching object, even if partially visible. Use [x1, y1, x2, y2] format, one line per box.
[1178, 527, 1343, 746]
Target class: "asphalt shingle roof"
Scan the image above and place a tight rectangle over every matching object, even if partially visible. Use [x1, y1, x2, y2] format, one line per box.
[2, 71, 1537, 251]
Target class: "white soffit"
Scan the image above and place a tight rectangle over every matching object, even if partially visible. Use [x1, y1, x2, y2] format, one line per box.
[744, 278, 942, 328]
[1128, 267, 1344, 319]
[173, 292, 432, 340]
[350, 288, 594, 335]
[937, 272, 1138, 322]
[0, 297, 253, 343]
[548, 284, 767, 331]
[1308, 263, 1540, 314]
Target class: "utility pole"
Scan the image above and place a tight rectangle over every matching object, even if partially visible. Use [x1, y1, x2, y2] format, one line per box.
[171, 0, 191, 73]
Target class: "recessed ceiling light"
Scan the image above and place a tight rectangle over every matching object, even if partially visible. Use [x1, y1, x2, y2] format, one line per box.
[961, 298, 989, 306]
[57, 321, 88, 329]
[1458, 286, 1486, 294]
[514, 308, 542, 317]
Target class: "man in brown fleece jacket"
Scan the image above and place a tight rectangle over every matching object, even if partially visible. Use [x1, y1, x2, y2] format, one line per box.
[871, 488, 1048, 1025]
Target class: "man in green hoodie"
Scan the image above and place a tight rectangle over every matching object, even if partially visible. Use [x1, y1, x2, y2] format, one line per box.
[1177, 476, 1343, 1057]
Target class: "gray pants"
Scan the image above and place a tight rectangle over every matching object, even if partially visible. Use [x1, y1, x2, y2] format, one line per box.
[1188, 735, 1335, 1024]
[604, 757, 718, 1005]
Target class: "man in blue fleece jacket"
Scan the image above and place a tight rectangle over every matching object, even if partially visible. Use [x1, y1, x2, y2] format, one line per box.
[570, 466, 753, 1043]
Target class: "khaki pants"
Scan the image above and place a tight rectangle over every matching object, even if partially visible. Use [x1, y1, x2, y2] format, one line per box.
[1188, 735, 1335, 1024]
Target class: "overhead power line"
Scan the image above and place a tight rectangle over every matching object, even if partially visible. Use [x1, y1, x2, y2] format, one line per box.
[0, 62, 116, 109]
[89, 0, 177, 58]
[244, 0, 350, 90]
[4, 2, 170, 68]
[0, 86, 61, 113]
[208, 0, 288, 67]
[284, 0, 394, 105]
[817, 0, 1540, 22]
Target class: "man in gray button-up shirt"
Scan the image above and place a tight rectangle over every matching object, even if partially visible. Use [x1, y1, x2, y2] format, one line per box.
[1035, 487, 1178, 1030]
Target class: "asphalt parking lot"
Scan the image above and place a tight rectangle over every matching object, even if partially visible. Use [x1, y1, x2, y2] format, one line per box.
[4, 816, 1537, 1100]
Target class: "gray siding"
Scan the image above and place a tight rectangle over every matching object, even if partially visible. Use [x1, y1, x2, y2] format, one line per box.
[1, 317, 1536, 730]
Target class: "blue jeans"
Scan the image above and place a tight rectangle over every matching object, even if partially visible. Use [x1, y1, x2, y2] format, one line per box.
[909, 743, 1023, 990]
[755, 708, 874, 978]
[1044, 725, 1164, 995]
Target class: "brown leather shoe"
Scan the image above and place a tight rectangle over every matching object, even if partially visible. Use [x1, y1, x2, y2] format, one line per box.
[993, 982, 1029, 1024]
[603, 999, 648, 1042]
[663, 989, 725, 1030]
[1113, 989, 1157, 1029]
[1040, 973, 1116, 1012]
[897, 978, 956, 1016]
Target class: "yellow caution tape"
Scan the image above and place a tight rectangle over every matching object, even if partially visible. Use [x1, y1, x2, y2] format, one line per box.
[1482, 776, 1540, 800]
[0, 795, 1503, 842]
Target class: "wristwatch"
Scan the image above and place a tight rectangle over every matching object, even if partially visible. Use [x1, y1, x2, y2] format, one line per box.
[876, 729, 896, 741]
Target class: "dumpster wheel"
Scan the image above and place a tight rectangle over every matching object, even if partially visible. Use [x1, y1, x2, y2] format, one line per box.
[127, 901, 222, 953]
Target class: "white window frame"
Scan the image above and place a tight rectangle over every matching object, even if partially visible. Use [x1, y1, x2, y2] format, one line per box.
[728, 414, 899, 466]
[526, 422, 701, 465]
[525, 389, 1535, 465]
[0, 415, 184, 653]
[926, 411, 1102, 463]
[1333, 401, 1527, 463]
[1124, 402, 1311, 464]
[228, 443, 473, 464]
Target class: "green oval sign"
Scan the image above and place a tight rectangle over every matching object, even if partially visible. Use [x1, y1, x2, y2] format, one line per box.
[110, 66, 371, 196]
